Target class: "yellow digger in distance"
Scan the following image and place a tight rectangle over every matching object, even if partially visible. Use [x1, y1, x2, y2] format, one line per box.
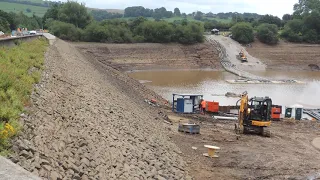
[237, 49, 248, 62]
[235, 91, 272, 137]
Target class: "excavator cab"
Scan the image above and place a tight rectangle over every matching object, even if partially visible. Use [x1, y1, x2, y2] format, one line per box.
[235, 92, 272, 137]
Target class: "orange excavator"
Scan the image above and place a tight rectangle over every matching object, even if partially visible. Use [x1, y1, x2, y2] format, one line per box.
[237, 49, 248, 62]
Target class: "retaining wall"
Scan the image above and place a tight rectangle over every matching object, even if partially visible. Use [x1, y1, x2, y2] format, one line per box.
[0, 35, 43, 47]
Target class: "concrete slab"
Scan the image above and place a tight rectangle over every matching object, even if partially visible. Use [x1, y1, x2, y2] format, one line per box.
[0, 156, 41, 180]
[312, 137, 320, 150]
[42, 33, 56, 45]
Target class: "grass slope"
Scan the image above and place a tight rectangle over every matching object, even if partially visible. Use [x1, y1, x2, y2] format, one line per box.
[0, 38, 48, 155]
[0, 2, 48, 17]
[14, 0, 43, 3]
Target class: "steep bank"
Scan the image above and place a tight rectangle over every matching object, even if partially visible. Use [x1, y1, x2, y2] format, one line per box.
[247, 39, 320, 71]
[11, 39, 190, 179]
[75, 42, 222, 71]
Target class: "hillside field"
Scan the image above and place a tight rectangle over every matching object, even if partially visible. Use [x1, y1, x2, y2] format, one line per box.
[0, 2, 48, 16]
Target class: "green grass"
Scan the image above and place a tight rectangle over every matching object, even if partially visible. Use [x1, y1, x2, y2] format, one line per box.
[0, 2, 48, 17]
[14, 0, 44, 3]
[0, 38, 48, 155]
[205, 17, 232, 23]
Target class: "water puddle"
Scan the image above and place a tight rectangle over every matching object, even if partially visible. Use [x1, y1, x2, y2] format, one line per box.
[129, 70, 320, 107]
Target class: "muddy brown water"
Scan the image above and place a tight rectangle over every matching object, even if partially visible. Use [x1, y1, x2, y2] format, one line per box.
[129, 70, 320, 108]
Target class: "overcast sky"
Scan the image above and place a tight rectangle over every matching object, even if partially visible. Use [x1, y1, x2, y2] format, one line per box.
[65, 0, 298, 18]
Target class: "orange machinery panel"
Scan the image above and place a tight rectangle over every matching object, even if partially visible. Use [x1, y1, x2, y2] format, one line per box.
[271, 107, 281, 121]
[206, 102, 219, 113]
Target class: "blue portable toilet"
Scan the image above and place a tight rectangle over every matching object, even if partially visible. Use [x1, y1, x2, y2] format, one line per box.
[176, 98, 185, 113]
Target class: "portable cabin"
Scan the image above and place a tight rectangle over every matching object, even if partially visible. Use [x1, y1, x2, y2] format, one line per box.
[172, 94, 203, 113]
[211, 28, 220, 35]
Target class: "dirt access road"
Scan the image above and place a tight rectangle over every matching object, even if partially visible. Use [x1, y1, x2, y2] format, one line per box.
[11, 39, 191, 180]
[207, 35, 267, 71]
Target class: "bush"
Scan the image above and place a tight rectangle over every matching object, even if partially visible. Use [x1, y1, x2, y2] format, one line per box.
[231, 22, 254, 44]
[257, 23, 279, 44]
[0, 39, 48, 154]
[172, 22, 204, 44]
[303, 29, 318, 43]
[83, 22, 134, 43]
[281, 27, 303, 42]
[48, 21, 83, 41]
[135, 21, 173, 43]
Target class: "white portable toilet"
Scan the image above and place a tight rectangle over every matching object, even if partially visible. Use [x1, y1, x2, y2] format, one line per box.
[286, 104, 304, 120]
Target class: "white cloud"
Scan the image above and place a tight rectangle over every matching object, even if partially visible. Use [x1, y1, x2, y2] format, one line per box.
[64, 0, 298, 17]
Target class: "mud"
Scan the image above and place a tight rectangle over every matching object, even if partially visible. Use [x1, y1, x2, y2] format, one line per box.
[247, 39, 320, 71]
[74, 42, 222, 71]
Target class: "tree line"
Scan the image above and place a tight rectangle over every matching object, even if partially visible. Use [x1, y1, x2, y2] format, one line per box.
[1, 0, 319, 45]
[0, 10, 43, 32]
[229, 0, 320, 45]
[42, 2, 204, 44]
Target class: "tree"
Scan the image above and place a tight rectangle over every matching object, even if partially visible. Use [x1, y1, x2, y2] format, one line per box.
[174, 8, 181, 16]
[257, 23, 279, 44]
[281, 19, 304, 42]
[182, 13, 187, 18]
[206, 12, 214, 17]
[0, 10, 15, 30]
[293, 0, 320, 17]
[232, 14, 244, 23]
[194, 11, 203, 20]
[91, 10, 122, 21]
[0, 17, 10, 33]
[231, 22, 254, 44]
[43, 3, 62, 25]
[57, 1, 92, 28]
[129, 16, 147, 31]
[172, 22, 204, 44]
[303, 29, 318, 43]
[135, 21, 173, 43]
[124, 6, 149, 17]
[165, 11, 173, 18]
[282, 14, 293, 21]
[258, 14, 282, 27]
[47, 20, 82, 41]
[26, 8, 32, 13]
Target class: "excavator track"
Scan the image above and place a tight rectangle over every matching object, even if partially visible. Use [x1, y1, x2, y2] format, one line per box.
[262, 127, 271, 137]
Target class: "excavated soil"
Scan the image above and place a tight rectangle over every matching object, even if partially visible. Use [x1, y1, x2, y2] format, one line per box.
[168, 114, 320, 180]
[247, 40, 320, 71]
[74, 42, 222, 71]
[11, 39, 191, 180]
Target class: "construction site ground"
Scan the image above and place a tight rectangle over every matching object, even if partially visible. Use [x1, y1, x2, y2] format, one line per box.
[168, 113, 320, 180]
[10, 36, 320, 180]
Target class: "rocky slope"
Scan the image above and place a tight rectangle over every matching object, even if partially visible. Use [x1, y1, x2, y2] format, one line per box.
[11, 39, 190, 180]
